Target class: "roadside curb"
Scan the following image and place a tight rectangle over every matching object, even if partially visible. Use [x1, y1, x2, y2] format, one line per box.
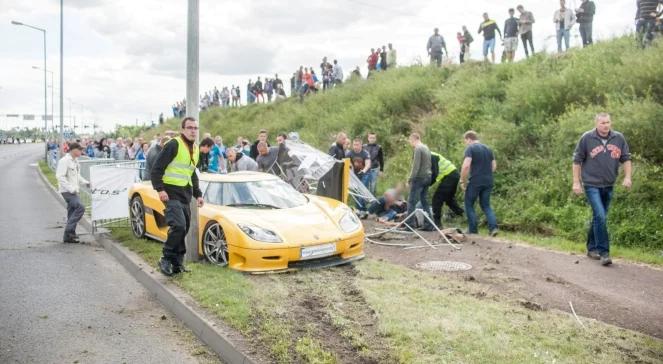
[36, 165, 258, 364]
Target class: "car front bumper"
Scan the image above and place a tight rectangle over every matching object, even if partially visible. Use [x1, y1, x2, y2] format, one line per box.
[226, 236, 365, 273]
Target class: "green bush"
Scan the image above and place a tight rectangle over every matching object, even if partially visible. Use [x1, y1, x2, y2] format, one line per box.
[146, 36, 663, 250]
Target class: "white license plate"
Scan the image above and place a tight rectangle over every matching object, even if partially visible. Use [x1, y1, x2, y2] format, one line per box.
[300, 243, 337, 260]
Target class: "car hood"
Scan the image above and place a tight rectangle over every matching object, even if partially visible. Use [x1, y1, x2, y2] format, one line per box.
[213, 198, 355, 246]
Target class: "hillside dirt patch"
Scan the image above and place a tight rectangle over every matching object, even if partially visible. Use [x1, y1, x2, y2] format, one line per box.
[363, 221, 663, 339]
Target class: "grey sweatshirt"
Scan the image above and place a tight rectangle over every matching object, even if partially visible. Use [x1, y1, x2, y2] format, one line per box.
[409, 143, 432, 181]
[573, 129, 631, 188]
[231, 154, 259, 172]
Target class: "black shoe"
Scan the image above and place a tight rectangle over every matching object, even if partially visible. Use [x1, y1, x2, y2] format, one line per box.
[173, 264, 190, 274]
[600, 254, 612, 266]
[159, 258, 174, 276]
[63, 236, 81, 244]
[418, 224, 436, 232]
[587, 251, 601, 260]
[489, 229, 499, 237]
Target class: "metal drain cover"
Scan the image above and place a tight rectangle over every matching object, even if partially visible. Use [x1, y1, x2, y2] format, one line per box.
[415, 261, 472, 272]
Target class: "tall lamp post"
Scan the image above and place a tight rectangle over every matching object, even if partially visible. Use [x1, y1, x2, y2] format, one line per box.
[32, 66, 54, 134]
[11, 21, 48, 145]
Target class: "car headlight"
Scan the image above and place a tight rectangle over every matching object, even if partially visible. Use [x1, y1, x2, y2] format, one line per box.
[238, 223, 282, 243]
[339, 211, 361, 233]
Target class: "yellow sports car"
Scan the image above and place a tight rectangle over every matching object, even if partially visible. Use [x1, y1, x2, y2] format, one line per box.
[128, 172, 365, 272]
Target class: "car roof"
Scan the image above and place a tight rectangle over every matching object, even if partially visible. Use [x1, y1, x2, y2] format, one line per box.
[200, 171, 280, 183]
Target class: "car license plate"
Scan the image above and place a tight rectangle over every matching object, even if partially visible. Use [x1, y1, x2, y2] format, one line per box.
[300, 243, 337, 260]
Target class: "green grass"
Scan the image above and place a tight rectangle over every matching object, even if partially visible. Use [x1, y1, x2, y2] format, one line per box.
[109, 228, 336, 363]
[38, 160, 57, 187]
[141, 36, 663, 258]
[109, 227, 663, 364]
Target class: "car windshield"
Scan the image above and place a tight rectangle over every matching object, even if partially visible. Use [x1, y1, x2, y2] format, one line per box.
[204, 179, 308, 209]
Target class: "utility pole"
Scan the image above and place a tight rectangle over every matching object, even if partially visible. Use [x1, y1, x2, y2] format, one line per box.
[59, 0, 64, 153]
[185, 0, 200, 262]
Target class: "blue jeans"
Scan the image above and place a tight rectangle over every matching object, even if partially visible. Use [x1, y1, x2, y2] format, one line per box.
[356, 172, 371, 211]
[579, 22, 593, 46]
[483, 38, 496, 56]
[584, 186, 613, 255]
[405, 177, 432, 228]
[464, 184, 497, 234]
[367, 168, 379, 196]
[556, 28, 570, 52]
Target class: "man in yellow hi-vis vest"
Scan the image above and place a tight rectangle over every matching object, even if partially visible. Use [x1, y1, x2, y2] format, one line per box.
[430, 151, 464, 227]
[151, 117, 204, 276]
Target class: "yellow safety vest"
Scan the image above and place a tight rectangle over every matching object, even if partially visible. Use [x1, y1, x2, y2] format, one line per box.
[163, 136, 199, 187]
[431, 151, 456, 183]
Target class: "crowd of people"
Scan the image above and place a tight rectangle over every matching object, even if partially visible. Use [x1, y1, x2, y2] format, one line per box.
[163, 1, 663, 116]
[328, 111, 631, 268]
[433, 1, 597, 65]
[330, 130, 485, 232]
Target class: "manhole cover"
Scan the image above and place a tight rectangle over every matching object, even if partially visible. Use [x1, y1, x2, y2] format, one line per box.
[415, 261, 472, 272]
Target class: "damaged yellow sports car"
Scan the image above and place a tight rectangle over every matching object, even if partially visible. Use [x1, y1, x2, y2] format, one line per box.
[128, 172, 365, 272]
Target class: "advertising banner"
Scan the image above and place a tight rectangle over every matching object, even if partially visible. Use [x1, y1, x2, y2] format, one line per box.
[90, 165, 137, 221]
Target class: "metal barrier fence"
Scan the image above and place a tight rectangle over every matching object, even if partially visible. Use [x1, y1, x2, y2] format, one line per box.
[47, 149, 59, 170]
[47, 154, 144, 233]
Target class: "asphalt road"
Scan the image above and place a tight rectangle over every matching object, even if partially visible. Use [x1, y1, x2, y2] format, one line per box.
[0, 143, 214, 364]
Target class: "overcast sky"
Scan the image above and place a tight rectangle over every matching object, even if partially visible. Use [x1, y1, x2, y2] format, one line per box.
[0, 0, 635, 132]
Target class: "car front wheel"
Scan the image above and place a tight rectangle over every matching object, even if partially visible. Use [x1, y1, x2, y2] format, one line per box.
[202, 221, 229, 266]
[129, 196, 146, 239]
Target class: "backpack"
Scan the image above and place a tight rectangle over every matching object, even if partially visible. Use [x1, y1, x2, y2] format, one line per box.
[464, 32, 474, 44]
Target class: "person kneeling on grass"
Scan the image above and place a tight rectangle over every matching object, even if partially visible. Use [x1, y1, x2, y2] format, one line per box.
[368, 189, 407, 223]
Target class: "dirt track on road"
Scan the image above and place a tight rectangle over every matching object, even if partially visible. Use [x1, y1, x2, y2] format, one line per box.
[363, 221, 663, 339]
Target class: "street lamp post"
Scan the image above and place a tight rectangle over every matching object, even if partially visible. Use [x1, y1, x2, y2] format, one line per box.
[11, 20, 47, 154]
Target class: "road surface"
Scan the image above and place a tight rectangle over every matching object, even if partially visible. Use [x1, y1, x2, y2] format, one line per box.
[0, 143, 217, 363]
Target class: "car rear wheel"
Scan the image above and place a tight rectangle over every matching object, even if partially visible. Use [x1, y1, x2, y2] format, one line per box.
[203, 221, 228, 266]
[130, 196, 146, 239]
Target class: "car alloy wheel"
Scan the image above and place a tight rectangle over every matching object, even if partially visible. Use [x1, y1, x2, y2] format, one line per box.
[130, 196, 146, 238]
[203, 222, 229, 266]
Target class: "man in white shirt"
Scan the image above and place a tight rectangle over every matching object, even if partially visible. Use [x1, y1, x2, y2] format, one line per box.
[554, 0, 576, 53]
[55, 142, 89, 243]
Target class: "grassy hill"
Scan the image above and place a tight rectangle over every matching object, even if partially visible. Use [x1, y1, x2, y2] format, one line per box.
[155, 36, 663, 251]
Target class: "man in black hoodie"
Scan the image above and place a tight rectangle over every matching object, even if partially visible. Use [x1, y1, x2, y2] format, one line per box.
[364, 132, 384, 195]
[503, 8, 519, 62]
[151, 117, 204, 276]
[576, 0, 596, 47]
[250, 129, 269, 159]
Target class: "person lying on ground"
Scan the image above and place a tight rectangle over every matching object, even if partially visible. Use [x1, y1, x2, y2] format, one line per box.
[368, 188, 408, 223]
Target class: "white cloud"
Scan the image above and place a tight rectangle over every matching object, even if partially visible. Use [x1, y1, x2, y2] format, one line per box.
[0, 0, 637, 132]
